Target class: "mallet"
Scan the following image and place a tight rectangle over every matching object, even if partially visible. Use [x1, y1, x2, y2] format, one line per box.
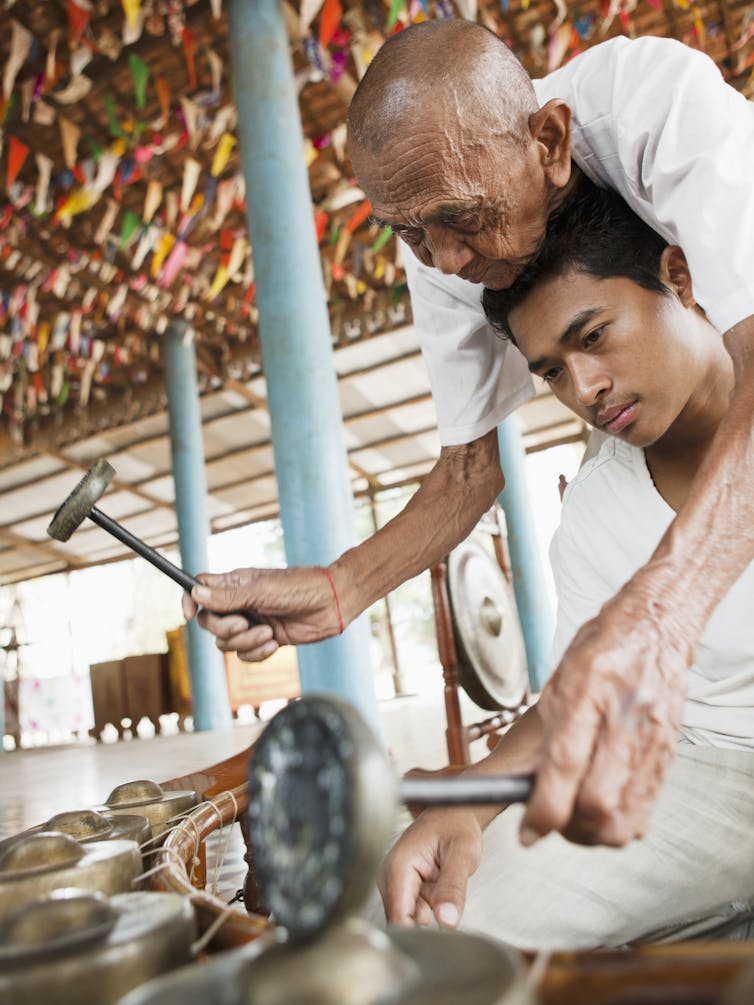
[47, 459, 254, 624]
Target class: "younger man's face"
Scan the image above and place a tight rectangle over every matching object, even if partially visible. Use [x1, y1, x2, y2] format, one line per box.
[507, 267, 704, 449]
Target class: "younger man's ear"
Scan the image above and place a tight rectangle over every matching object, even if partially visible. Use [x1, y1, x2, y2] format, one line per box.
[660, 246, 695, 307]
[530, 100, 571, 190]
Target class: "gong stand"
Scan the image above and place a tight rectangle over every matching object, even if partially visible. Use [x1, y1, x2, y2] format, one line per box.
[430, 505, 529, 768]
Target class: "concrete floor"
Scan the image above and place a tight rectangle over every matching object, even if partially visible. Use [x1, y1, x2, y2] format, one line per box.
[0, 688, 484, 841]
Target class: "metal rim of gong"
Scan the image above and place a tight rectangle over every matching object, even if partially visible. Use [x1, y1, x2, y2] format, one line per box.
[447, 538, 528, 711]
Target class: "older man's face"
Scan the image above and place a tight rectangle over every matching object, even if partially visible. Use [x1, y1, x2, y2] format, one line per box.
[350, 116, 553, 289]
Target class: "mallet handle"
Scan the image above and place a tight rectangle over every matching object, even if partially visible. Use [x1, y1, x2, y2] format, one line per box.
[88, 507, 256, 626]
[400, 773, 534, 806]
[89, 506, 197, 591]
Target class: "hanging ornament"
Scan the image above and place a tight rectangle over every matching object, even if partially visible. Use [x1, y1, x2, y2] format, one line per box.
[320, 0, 343, 47]
[206, 262, 230, 300]
[118, 210, 141, 249]
[180, 158, 201, 212]
[206, 48, 223, 96]
[122, 0, 142, 33]
[53, 74, 93, 104]
[455, 0, 477, 19]
[345, 199, 372, 233]
[160, 239, 189, 287]
[151, 232, 175, 277]
[3, 20, 33, 101]
[182, 27, 197, 90]
[46, 28, 61, 84]
[143, 179, 163, 223]
[211, 132, 236, 177]
[301, 0, 326, 32]
[371, 226, 393, 252]
[156, 76, 171, 126]
[548, 22, 572, 71]
[129, 52, 150, 109]
[179, 95, 199, 146]
[104, 94, 125, 137]
[7, 136, 30, 191]
[227, 237, 247, 277]
[94, 198, 119, 245]
[59, 116, 81, 170]
[34, 152, 52, 215]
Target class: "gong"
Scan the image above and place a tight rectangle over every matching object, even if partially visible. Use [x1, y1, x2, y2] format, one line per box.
[447, 538, 528, 711]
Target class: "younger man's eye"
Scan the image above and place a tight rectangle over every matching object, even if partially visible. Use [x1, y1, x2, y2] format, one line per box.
[543, 366, 563, 383]
[583, 325, 605, 348]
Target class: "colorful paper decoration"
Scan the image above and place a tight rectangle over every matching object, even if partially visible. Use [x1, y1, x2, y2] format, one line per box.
[160, 239, 189, 287]
[118, 210, 141, 249]
[59, 116, 81, 170]
[34, 153, 53, 215]
[143, 179, 163, 224]
[320, 0, 344, 47]
[206, 48, 223, 96]
[122, 0, 142, 32]
[129, 52, 150, 109]
[6, 136, 30, 191]
[301, 0, 326, 31]
[386, 0, 405, 31]
[4, 20, 33, 100]
[180, 158, 201, 212]
[104, 95, 125, 138]
[182, 27, 197, 90]
[211, 133, 236, 177]
[372, 226, 393, 252]
[94, 199, 119, 245]
[156, 76, 171, 126]
[345, 199, 372, 233]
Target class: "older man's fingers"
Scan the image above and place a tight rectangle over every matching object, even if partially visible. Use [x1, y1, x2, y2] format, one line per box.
[236, 641, 279, 662]
[181, 591, 198, 621]
[519, 700, 600, 844]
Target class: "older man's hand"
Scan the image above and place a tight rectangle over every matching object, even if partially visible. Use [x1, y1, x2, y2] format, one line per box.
[521, 577, 692, 847]
[181, 565, 346, 662]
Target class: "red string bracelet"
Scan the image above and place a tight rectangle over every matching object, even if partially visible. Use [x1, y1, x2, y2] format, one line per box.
[318, 566, 344, 635]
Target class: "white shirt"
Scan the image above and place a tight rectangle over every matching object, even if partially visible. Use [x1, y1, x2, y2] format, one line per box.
[551, 437, 754, 750]
[406, 36, 754, 445]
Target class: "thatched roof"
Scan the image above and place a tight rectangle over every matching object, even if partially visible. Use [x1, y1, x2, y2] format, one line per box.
[0, 0, 751, 583]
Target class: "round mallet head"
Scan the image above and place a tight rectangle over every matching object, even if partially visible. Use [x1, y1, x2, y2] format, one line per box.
[247, 695, 397, 944]
[47, 459, 116, 542]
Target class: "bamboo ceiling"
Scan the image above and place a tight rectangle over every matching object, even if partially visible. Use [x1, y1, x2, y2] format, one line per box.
[1, 0, 752, 464]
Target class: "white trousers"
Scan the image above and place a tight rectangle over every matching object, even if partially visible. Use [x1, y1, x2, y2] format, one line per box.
[459, 741, 754, 950]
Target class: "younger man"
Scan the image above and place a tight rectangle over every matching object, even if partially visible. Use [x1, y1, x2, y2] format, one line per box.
[379, 183, 754, 949]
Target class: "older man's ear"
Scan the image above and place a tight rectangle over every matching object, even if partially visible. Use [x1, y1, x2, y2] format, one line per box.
[529, 99, 573, 189]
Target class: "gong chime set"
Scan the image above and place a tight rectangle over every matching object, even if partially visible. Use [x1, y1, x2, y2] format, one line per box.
[4, 695, 754, 1004]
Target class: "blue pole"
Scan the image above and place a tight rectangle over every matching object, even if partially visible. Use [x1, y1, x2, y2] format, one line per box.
[164, 320, 232, 731]
[226, 0, 379, 733]
[497, 417, 555, 692]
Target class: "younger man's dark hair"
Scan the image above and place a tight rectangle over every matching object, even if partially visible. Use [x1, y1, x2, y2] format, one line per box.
[482, 180, 670, 341]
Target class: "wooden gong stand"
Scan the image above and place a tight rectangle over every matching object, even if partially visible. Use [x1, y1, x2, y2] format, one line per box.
[430, 505, 529, 768]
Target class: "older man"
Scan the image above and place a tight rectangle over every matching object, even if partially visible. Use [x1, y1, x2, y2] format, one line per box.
[184, 21, 754, 849]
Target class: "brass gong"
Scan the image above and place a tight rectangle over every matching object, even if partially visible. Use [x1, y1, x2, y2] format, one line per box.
[447, 538, 528, 711]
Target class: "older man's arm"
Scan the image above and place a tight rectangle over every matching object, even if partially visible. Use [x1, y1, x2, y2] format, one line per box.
[183, 429, 502, 660]
[522, 314, 754, 848]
